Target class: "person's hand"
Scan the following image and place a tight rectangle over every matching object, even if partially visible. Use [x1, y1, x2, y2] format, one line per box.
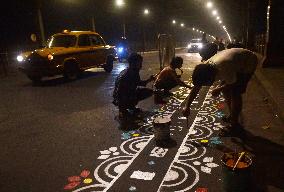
[182, 107, 191, 117]
[211, 88, 221, 97]
[149, 74, 156, 81]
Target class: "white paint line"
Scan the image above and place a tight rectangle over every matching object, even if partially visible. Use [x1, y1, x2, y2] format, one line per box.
[161, 162, 199, 190]
[157, 90, 211, 191]
[130, 170, 156, 180]
[102, 136, 154, 192]
[101, 89, 190, 191]
[72, 184, 107, 192]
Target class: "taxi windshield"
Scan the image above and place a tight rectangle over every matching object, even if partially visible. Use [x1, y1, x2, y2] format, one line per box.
[191, 39, 201, 43]
[47, 35, 77, 48]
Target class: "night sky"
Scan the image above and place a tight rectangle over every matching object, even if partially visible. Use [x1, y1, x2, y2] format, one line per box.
[1, 0, 267, 52]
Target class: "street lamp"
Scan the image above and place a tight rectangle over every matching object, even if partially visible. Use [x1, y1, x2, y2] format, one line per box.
[142, 8, 150, 52]
[172, 20, 176, 24]
[115, 0, 126, 38]
[206, 2, 213, 8]
[181, 23, 185, 27]
[116, 0, 125, 7]
[212, 10, 218, 16]
[144, 8, 149, 15]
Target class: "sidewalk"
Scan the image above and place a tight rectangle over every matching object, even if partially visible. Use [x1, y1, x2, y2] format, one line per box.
[254, 53, 284, 121]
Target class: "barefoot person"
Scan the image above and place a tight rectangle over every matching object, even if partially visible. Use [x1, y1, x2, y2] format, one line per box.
[154, 56, 192, 95]
[183, 48, 258, 133]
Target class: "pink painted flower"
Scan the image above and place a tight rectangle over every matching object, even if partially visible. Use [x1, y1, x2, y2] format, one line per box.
[64, 170, 92, 190]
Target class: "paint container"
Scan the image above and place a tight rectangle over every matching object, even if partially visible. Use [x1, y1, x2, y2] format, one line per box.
[153, 117, 171, 143]
[221, 152, 253, 192]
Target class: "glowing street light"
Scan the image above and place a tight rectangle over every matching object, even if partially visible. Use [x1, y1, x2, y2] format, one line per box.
[219, 20, 222, 24]
[144, 8, 149, 15]
[172, 20, 176, 24]
[116, 0, 125, 7]
[192, 27, 195, 31]
[212, 10, 218, 16]
[206, 2, 213, 8]
[181, 23, 185, 27]
[216, 16, 220, 20]
[115, 0, 126, 38]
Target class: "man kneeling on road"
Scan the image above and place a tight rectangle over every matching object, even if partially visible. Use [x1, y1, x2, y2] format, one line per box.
[154, 57, 192, 95]
[183, 48, 258, 135]
[113, 53, 155, 118]
[153, 56, 192, 104]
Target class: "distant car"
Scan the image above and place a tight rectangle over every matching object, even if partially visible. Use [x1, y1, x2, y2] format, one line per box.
[17, 30, 116, 84]
[187, 39, 203, 53]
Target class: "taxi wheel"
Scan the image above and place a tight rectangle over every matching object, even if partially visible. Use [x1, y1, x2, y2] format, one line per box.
[104, 56, 113, 73]
[64, 62, 79, 80]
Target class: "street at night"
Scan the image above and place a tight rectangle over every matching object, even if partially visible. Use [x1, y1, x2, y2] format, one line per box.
[1, 0, 284, 192]
[0, 49, 283, 192]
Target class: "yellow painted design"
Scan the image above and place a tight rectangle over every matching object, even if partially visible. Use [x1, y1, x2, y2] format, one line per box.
[83, 178, 93, 184]
[133, 134, 140, 137]
[201, 140, 209, 143]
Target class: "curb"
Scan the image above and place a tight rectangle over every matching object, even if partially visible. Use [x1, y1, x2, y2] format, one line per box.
[254, 69, 284, 121]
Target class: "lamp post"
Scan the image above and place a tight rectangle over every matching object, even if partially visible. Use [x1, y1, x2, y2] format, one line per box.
[115, 0, 126, 38]
[142, 8, 150, 52]
[36, 0, 45, 46]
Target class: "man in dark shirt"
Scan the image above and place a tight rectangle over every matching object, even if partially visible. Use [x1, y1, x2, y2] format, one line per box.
[113, 53, 154, 118]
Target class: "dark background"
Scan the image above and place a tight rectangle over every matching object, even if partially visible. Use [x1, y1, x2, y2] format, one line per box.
[0, 0, 267, 52]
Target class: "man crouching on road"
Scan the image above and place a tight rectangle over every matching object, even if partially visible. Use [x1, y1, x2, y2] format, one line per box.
[113, 53, 155, 119]
[182, 48, 258, 135]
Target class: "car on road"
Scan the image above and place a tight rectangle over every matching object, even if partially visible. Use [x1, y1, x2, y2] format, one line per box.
[187, 39, 203, 53]
[17, 30, 116, 83]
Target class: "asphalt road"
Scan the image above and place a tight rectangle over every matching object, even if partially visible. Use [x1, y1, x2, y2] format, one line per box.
[1, 49, 284, 192]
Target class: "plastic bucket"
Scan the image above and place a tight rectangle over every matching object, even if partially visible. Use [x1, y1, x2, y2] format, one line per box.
[221, 152, 253, 192]
[153, 117, 171, 141]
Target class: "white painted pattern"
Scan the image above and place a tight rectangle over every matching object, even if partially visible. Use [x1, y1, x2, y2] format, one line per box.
[72, 87, 190, 192]
[158, 88, 222, 192]
[150, 147, 169, 158]
[130, 170, 156, 180]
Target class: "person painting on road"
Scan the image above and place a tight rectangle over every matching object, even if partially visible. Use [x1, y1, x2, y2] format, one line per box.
[183, 48, 258, 134]
[154, 56, 192, 96]
[199, 42, 218, 62]
[201, 33, 209, 45]
[113, 53, 155, 118]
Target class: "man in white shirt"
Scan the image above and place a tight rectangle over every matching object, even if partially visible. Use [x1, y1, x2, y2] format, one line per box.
[183, 48, 258, 134]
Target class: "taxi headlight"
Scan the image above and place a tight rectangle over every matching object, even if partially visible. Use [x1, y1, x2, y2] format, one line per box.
[17, 55, 24, 62]
[47, 54, 54, 61]
[187, 44, 192, 49]
[198, 44, 203, 49]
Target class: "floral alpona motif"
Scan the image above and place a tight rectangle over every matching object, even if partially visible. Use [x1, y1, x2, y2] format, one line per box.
[64, 170, 92, 190]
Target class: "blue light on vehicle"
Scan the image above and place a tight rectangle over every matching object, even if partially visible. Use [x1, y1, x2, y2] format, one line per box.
[118, 47, 124, 53]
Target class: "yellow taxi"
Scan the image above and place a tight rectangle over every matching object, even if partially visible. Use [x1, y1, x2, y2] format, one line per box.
[17, 30, 116, 83]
